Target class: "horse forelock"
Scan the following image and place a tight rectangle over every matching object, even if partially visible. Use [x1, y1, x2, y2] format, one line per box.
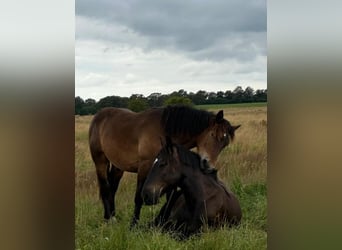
[216, 119, 235, 141]
[161, 105, 213, 137]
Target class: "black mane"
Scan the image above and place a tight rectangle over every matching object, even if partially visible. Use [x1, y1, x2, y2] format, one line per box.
[161, 105, 214, 137]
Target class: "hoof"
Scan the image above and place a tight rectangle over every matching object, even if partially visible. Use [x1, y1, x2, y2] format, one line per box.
[129, 219, 139, 230]
[103, 216, 118, 224]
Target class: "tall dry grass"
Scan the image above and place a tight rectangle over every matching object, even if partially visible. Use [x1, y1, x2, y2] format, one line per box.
[216, 107, 267, 184]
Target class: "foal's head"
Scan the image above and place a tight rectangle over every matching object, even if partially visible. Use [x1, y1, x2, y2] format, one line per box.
[142, 138, 184, 205]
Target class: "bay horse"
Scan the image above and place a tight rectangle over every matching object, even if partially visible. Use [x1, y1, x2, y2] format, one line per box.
[88, 105, 240, 226]
[141, 137, 242, 238]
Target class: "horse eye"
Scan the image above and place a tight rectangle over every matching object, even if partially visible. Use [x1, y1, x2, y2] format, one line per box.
[221, 133, 229, 142]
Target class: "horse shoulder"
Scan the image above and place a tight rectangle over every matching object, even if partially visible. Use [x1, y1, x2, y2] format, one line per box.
[136, 114, 164, 160]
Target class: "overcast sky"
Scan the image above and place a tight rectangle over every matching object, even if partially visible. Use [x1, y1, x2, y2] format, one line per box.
[76, 0, 266, 100]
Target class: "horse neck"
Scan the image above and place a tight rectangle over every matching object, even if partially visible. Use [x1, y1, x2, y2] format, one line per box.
[180, 168, 220, 200]
[179, 168, 207, 210]
[171, 135, 198, 149]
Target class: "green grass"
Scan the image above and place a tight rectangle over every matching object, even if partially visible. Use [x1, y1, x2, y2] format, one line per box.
[75, 178, 267, 250]
[196, 102, 267, 110]
[75, 105, 267, 249]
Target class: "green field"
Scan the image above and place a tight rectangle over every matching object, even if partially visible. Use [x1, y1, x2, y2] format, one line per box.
[196, 102, 267, 110]
[75, 104, 267, 249]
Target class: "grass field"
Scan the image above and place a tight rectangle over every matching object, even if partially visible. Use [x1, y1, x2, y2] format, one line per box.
[196, 102, 267, 110]
[75, 104, 267, 249]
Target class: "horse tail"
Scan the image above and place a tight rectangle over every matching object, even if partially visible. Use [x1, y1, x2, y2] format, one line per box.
[89, 113, 102, 162]
[89, 109, 113, 162]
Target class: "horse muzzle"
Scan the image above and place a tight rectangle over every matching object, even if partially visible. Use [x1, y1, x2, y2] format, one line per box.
[142, 188, 161, 205]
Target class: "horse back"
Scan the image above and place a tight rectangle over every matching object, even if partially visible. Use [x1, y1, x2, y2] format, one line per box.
[198, 177, 242, 226]
[89, 107, 164, 171]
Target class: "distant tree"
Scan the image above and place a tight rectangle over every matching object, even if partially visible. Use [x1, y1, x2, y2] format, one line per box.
[215, 91, 226, 104]
[255, 89, 267, 102]
[167, 89, 188, 98]
[169, 91, 180, 97]
[188, 92, 196, 103]
[177, 89, 187, 97]
[207, 92, 217, 104]
[163, 96, 193, 106]
[75, 86, 267, 115]
[243, 86, 255, 102]
[75, 96, 84, 115]
[79, 98, 97, 115]
[96, 95, 128, 109]
[128, 95, 149, 112]
[217, 91, 225, 98]
[189, 90, 208, 105]
[85, 98, 96, 105]
[224, 90, 234, 103]
[233, 86, 244, 103]
[147, 92, 163, 107]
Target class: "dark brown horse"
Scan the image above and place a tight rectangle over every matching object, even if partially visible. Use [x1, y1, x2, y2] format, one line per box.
[141, 137, 242, 238]
[89, 105, 240, 225]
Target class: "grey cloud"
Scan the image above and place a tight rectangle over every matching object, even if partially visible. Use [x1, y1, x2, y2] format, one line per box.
[185, 31, 266, 62]
[76, 0, 266, 62]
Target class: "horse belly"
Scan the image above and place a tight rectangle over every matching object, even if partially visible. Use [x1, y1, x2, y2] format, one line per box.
[103, 144, 140, 172]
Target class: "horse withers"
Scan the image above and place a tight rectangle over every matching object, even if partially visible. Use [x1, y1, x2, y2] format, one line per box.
[88, 105, 240, 226]
[141, 137, 242, 238]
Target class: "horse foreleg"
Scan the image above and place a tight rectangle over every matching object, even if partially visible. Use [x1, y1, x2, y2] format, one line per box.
[185, 203, 205, 237]
[154, 189, 182, 226]
[130, 177, 145, 228]
[130, 161, 151, 228]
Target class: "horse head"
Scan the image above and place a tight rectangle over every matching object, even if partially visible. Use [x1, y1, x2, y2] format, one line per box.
[142, 137, 182, 205]
[197, 110, 240, 164]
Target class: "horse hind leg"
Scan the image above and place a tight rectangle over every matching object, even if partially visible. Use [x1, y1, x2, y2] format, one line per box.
[107, 164, 123, 219]
[93, 154, 113, 220]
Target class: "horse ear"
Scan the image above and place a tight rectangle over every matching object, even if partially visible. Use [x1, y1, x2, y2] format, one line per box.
[216, 110, 224, 123]
[233, 125, 241, 131]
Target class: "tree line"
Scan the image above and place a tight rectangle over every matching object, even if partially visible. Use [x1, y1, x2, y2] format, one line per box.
[75, 86, 267, 115]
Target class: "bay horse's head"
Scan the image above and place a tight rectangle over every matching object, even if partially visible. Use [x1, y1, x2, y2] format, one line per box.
[161, 106, 240, 165]
[142, 137, 184, 205]
[197, 110, 240, 164]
